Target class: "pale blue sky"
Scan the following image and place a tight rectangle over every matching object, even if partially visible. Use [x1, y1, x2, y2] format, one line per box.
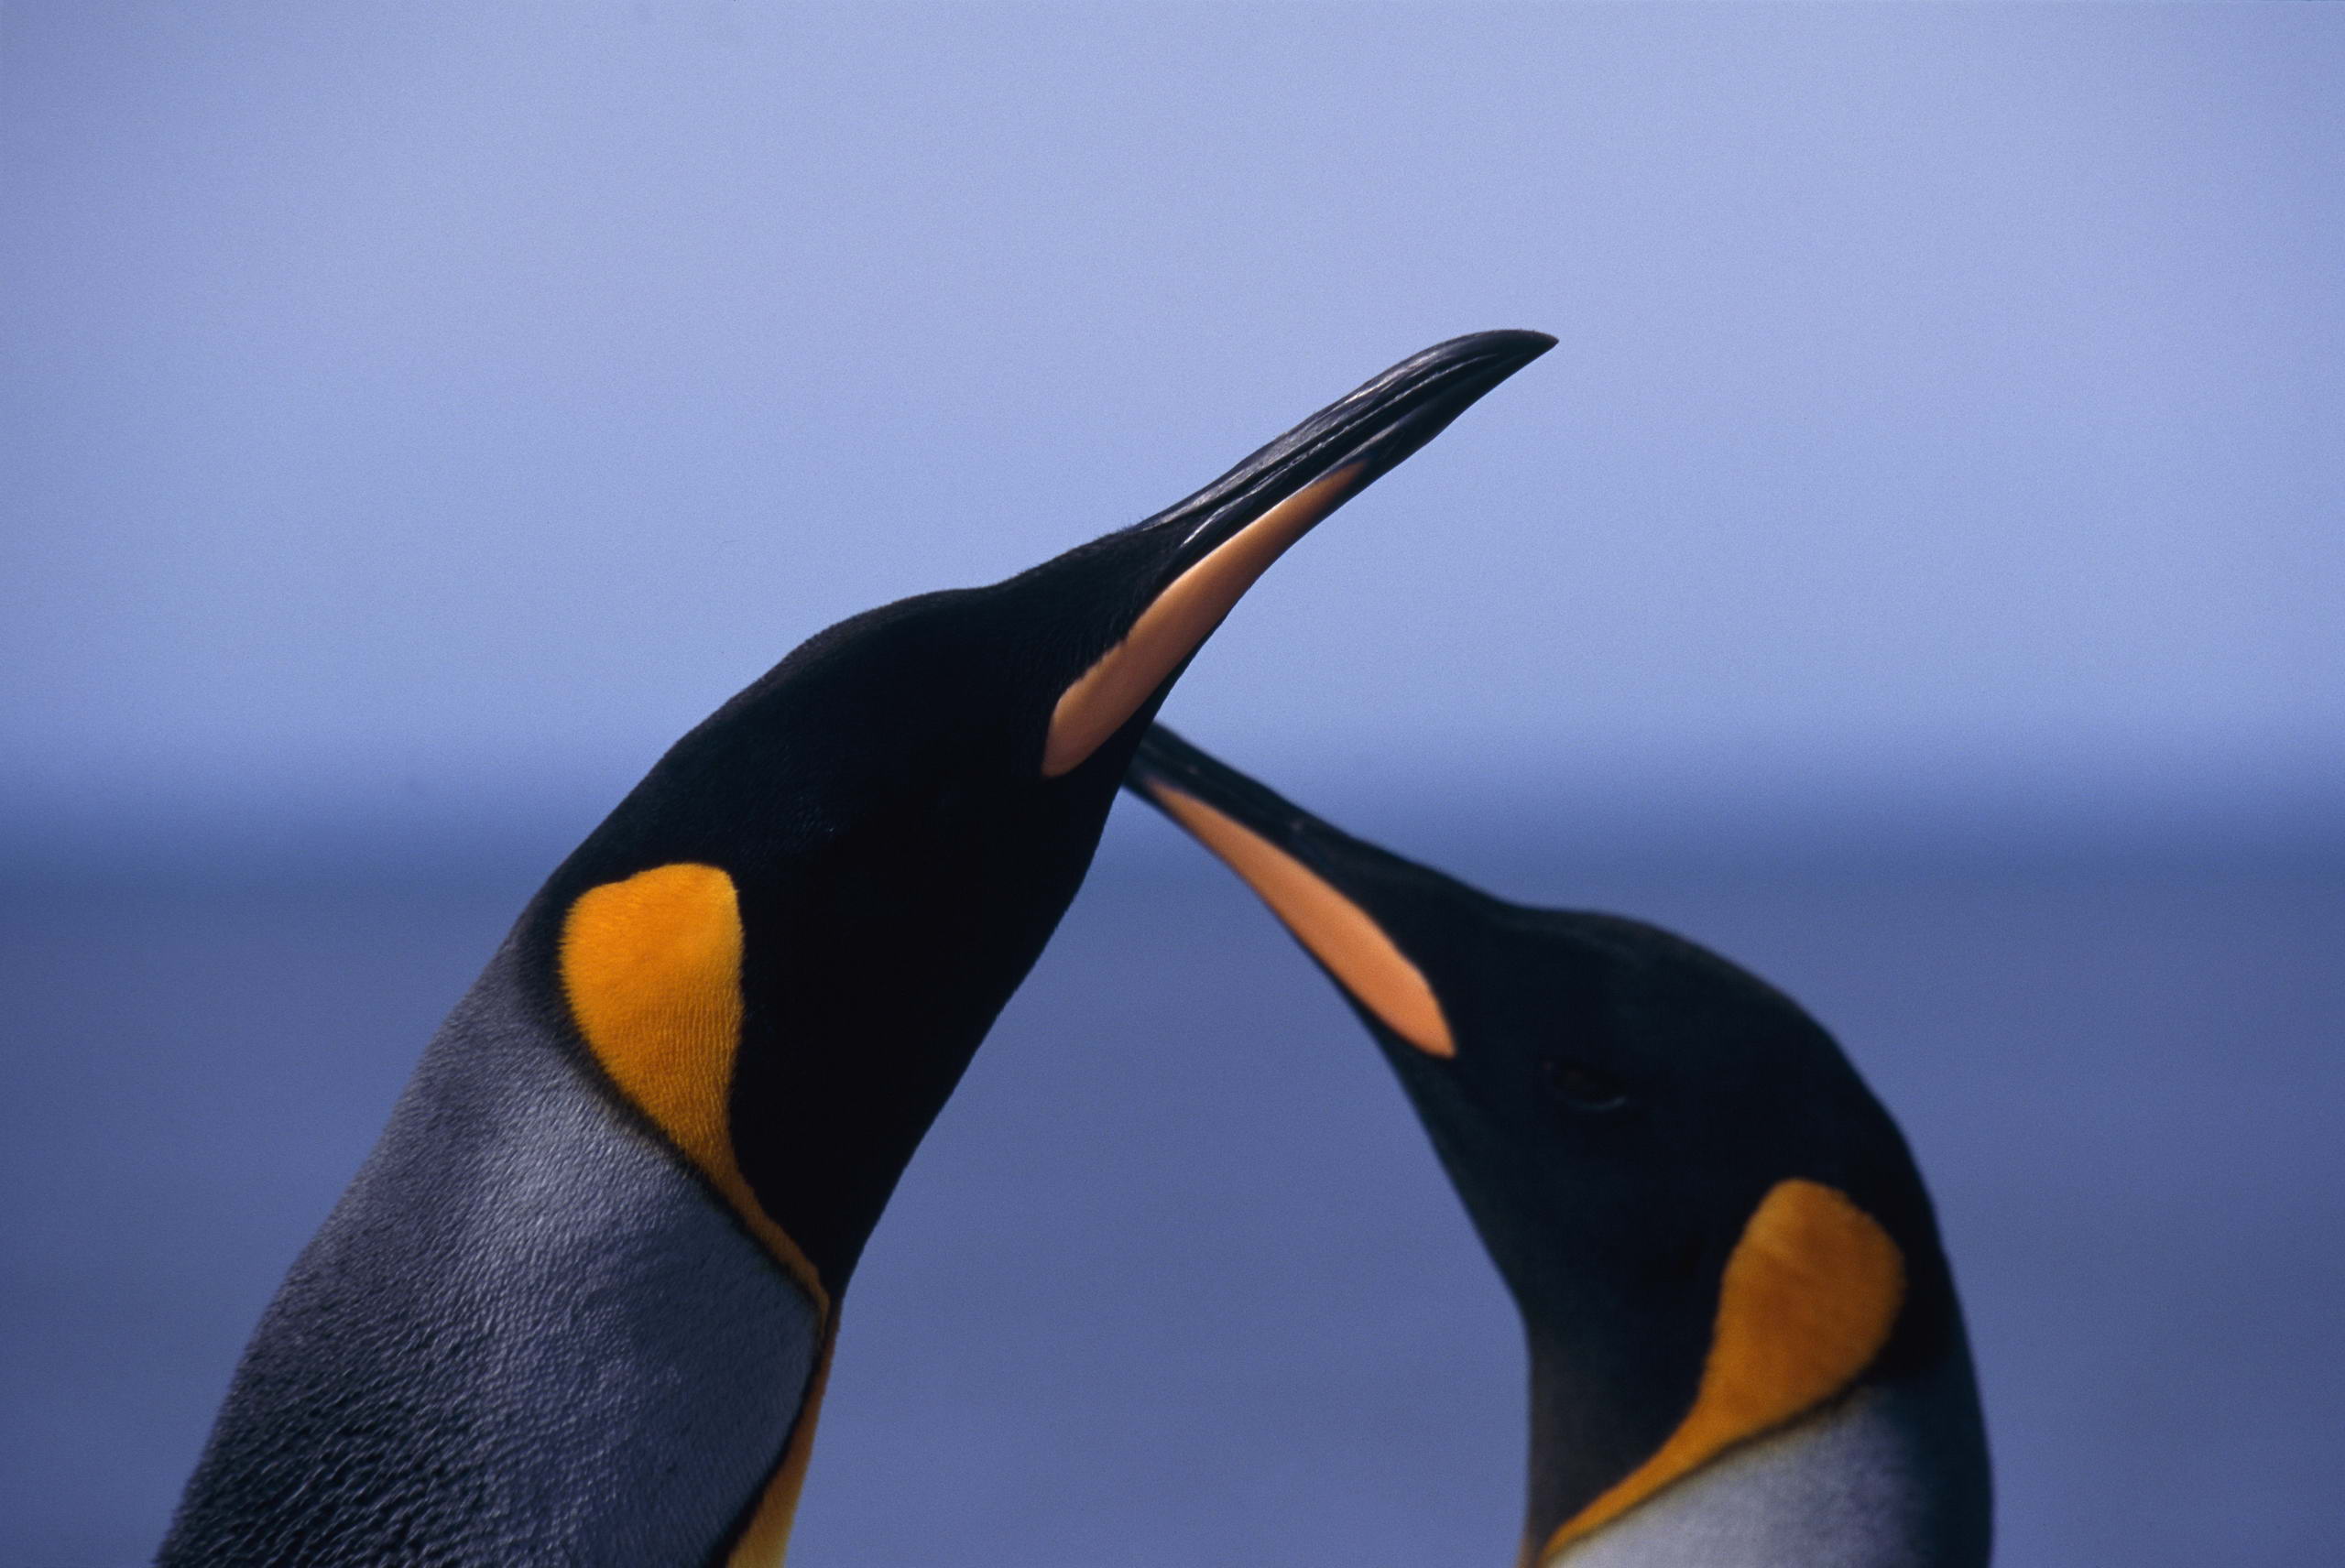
[5, 3, 2338, 856]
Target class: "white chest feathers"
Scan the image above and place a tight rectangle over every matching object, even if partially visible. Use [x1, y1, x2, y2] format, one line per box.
[1549, 1387, 1951, 1568]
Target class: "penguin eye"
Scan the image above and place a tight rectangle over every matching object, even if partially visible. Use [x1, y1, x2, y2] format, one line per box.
[1543, 1059, 1630, 1114]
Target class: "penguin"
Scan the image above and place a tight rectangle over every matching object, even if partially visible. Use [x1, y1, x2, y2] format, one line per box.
[1124, 725, 1991, 1568]
[155, 331, 1555, 1568]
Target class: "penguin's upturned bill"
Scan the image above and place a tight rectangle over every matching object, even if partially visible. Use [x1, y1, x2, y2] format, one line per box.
[1126, 726, 1991, 1568]
[157, 332, 1554, 1568]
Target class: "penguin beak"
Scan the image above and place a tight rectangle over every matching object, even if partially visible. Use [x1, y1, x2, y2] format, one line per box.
[1124, 725, 1456, 1060]
[1042, 330, 1554, 778]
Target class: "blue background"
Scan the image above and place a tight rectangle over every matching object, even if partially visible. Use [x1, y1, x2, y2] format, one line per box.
[5, 5, 2338, 1565]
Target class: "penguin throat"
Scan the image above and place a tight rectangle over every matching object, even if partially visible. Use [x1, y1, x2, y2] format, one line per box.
[1524, 1181, 1909, 1564]
[1532, 1379, 1984, 1568]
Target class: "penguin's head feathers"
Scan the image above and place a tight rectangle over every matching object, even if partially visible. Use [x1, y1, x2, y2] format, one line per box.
[555, 330, 1556, 896]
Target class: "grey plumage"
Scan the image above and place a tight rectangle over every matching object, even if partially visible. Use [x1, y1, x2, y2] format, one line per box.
[158, 936, 821, 1566]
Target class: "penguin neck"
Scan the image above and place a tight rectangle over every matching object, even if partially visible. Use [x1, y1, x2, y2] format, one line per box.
[1522, 1345, 1991, 1568]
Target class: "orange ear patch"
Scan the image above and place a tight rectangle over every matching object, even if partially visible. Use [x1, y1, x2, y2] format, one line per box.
[1541, 1179, 1904, 1562]
[560, 864, 829, 1316]
[1147, 782, 1453, 1058]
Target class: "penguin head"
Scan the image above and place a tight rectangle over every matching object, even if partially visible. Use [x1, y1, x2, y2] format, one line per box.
[533, 332, 1554, 1306]
[580, 330, 1554, 866]
[1126, 726, 1979, 1562]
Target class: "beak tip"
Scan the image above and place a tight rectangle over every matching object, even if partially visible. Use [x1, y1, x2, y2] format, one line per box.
[1440, 328, 1558, 368]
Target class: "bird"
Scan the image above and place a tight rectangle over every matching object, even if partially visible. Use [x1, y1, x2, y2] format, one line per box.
[1124, 725, 1992, 1568]
[155, 331, 1556, 1568]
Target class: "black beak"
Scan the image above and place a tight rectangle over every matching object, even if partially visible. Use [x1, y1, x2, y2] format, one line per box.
[1126, 724, 1470, 1059]
[1124, 724, 1380, 875]
[1037, 332, 1553, 779]
[1141, 329, 1554, 574]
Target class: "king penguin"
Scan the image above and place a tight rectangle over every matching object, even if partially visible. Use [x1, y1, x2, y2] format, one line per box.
[1126, 726, 1991, 1568]
[156, 332, 1555, 1568]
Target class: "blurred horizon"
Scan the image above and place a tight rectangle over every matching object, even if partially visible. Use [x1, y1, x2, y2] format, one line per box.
[3, 766, 2337, 897]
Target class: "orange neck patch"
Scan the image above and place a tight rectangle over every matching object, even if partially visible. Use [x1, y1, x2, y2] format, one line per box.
[1538, 1178, 1905, 1563]
[559, 863, 830, 1319]
[1146, 782, 1453, 1058]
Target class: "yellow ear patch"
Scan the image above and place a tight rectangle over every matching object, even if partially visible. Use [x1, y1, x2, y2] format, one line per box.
[1541, 1179, 1904, 1563]
[1042, 465, 1364, 779]
[1147, 782, 1453, 1058]
[560, 864, 829, 1316]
